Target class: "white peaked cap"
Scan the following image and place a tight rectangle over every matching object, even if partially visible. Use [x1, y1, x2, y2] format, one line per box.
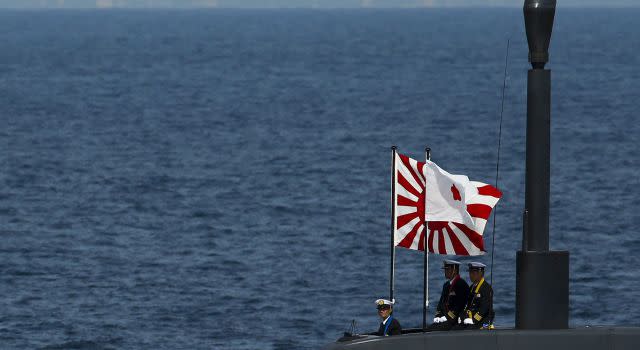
[443, 259, 462, 266]
[468, 262, 487, 269]
[375, 299, 395, 307]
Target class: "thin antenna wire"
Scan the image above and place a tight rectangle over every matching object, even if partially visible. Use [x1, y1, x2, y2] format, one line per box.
[490, 39, 510, 287]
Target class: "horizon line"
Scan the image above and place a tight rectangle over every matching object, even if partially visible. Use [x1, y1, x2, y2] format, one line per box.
[0, 5, 638, 9]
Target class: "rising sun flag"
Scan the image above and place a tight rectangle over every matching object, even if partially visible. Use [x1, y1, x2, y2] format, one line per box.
[393, 152, 502, 256]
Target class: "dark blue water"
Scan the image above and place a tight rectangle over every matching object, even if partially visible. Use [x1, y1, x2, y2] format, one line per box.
[1, 8, 639, 350]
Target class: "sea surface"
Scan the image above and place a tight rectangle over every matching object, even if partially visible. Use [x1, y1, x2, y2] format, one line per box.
[1, 7, 639, 350]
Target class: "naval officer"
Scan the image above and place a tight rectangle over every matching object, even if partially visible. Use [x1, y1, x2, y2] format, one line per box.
[427, 259, 469, 331]
[453, 262, 494, 330]
[372, 299, 402, 336]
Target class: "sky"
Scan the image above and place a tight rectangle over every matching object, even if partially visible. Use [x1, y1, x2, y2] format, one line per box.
[0, 0, 637, 8]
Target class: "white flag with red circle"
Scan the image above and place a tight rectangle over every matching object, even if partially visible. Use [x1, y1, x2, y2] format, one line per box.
[393, 153, 502, 256]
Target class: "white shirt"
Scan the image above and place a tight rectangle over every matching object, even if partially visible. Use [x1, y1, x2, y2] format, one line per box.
[382, 316, 391, 325]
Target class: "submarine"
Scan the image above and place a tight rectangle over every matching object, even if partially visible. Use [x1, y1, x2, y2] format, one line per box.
[323, 1, 640, 349]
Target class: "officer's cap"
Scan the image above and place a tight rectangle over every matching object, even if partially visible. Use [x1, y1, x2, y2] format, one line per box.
[442, 259, 461, 269]
[468, 262, 486, 271]
[375, 299, 395, 309]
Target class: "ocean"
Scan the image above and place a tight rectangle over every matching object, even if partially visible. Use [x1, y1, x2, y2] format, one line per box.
[1, 7, 639, 350]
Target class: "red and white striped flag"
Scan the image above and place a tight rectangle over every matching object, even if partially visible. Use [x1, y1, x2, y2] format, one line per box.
[393, 153, 502, 256]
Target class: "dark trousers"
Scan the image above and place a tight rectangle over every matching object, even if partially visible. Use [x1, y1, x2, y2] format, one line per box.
[425, 321, 456, 332]
[451, 322, 482, 330]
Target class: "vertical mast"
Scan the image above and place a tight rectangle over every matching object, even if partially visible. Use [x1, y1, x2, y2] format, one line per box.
[390, 146, 397, 302]
[422, 147, 431, 331]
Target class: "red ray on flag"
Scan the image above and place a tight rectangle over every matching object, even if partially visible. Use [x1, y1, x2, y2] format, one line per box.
[393, 153, 502, 256]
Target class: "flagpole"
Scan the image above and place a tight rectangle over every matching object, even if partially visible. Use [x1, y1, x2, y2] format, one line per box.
[390, 146, 397, 303]
[422, 147, 431, 331]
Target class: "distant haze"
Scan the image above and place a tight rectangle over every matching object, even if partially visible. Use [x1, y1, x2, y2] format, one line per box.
[0, 0, 637, 8]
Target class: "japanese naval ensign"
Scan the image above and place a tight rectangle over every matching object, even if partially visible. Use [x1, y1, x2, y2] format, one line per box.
[393, 152, 502, 256]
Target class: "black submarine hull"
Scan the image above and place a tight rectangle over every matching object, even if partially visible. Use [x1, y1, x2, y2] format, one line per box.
[324, 327, 640, 350]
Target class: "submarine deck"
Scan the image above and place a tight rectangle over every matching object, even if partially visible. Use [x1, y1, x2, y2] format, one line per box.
[324, 326, 640, 350]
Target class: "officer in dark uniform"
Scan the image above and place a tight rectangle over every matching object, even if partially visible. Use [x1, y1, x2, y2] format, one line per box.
[426, 259, 469, 331]
[372, 299, 402, 336]
[453, 262, 494, 330]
